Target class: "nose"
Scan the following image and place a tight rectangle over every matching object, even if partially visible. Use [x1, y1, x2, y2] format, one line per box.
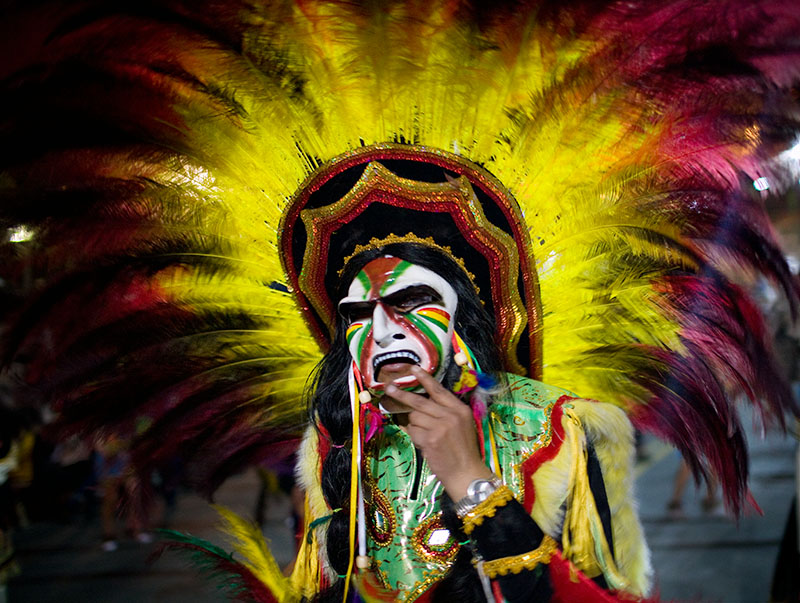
[372, 303, 405, 348]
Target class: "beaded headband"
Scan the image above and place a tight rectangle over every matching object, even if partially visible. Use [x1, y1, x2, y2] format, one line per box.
[337, 233, 478, 293]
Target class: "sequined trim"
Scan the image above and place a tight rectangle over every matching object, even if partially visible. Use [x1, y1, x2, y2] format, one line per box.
[405, 573, 447, 602]
[412, 514, 460, 563]
[479, 535, 559, 578]
[461, 485, 515, 535]
[367, 480, 395, 547]
[299, 162, 527, 375]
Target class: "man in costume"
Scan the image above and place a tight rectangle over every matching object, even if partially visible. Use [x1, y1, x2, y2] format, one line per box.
[278, 156, 651, 601]
[1, 1, 799, 601]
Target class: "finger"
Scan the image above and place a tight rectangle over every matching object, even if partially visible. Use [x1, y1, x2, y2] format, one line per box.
[405, 413, 434, 431]
[406, 408, 442, 430]
[383, 384, 445, 417]
[405, 424, 430, 449]
[410, 366, 466, 409]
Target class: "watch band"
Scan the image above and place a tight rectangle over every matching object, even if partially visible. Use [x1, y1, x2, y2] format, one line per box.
[454, 476, 503, 518]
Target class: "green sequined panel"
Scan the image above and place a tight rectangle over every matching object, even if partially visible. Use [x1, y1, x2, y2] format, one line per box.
[363, 375, 568, 602]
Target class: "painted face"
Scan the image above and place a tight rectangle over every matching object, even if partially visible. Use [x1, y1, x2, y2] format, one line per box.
[338, 256, 458, 393]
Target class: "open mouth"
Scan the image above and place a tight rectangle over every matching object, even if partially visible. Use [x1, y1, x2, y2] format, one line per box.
[372, 350, 421, 373]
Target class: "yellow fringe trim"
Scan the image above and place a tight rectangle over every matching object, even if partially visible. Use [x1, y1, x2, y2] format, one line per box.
[293, 427, 331, 592]
[570, 400, 652, 596]
[560, 407, 633, 593]
[479, 535, 559, 578]
[461, 485, 514, 535]
[529, 400, 651, 596]
[289, 496, 322, 598]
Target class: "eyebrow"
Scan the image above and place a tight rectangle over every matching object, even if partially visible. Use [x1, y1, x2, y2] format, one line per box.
[380, 284, 443, 307]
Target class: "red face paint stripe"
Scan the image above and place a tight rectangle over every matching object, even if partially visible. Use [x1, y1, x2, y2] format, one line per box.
[379, 260, 412, 296]
[361, 256, 403, 298]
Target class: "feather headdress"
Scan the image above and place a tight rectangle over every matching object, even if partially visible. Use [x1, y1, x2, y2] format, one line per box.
[1, 0, 799, 513]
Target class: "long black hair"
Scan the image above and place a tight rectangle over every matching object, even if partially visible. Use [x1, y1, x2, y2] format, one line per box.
[308, 242, 504, 602]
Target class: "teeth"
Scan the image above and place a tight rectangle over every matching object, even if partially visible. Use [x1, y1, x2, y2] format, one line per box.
[373, 351, 421, 372]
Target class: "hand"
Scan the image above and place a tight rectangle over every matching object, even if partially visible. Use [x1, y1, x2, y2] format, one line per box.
[385, 366, 494, 499]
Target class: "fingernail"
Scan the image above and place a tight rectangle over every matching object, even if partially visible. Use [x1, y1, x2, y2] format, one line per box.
[386, 384, 397, 394]
[410, 365, 421, 373]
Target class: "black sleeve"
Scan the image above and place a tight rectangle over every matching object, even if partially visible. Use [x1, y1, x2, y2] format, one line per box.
[465, 443, 615, 601]
[468, 495, 555, 602]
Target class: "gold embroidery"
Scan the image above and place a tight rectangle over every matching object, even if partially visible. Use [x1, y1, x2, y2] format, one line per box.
[479, 535, 559, 578]
[411, 514, 460, 563]
[367, 480, 395, 547]
[461, 485, 514, 535]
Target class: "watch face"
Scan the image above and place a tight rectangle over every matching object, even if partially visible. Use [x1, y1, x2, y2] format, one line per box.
[468, 479, 496, 503]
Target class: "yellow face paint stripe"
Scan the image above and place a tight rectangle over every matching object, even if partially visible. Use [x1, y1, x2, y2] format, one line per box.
[346, 322, 364, 345]
[416, 307, 450, 331]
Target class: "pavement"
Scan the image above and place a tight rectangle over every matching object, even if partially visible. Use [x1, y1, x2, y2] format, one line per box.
[5, 414, 797, 603]
[635, 417, 797, 603]
[4, 471, 297, 603]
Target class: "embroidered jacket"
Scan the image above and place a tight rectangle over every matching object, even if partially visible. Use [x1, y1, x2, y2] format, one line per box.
[291, 376, 652, 601]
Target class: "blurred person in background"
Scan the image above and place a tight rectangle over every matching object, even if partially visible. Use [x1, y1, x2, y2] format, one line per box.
[93, 433, 152, 552]
[7, 408, 40, 527]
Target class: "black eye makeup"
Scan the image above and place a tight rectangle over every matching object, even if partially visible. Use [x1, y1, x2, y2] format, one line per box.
[338, 300, 376, 323]
[381, 285, 443, 313]
[339, 285, 444, 324]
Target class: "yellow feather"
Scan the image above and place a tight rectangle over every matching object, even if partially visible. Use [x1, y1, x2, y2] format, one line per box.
[213, 504, 296, 602]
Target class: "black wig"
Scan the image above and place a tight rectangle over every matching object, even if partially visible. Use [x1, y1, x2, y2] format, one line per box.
[307, 242, 504, 601]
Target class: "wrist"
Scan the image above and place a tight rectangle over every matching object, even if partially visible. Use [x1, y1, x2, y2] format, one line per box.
[454, 476, 505, 520]
[441, 464, 495, 500]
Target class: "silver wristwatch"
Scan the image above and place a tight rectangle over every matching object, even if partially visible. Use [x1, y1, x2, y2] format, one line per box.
[454, 476, 503, 518]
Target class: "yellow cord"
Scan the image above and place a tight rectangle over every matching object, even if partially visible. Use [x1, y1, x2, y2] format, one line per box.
[343, 373, 360, 602]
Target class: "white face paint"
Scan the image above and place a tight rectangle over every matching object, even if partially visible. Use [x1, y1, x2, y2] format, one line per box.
[338, 256, 458, 397]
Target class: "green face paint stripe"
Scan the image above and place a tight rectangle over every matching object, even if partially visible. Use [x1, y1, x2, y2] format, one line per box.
[379, 260, 412, 296]
[416, 312, 449, 332]
[405, 314, 443, 360]
[355, 322, 371, 365]
[355, 271, 371, 298]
